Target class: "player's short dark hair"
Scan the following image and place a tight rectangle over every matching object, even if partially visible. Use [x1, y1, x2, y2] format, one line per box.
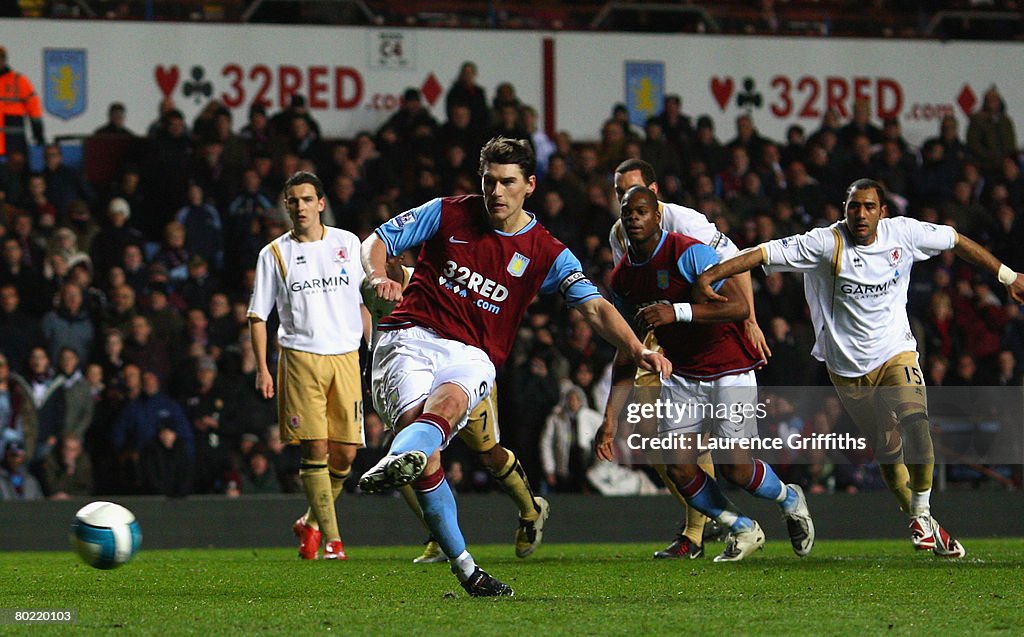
[844, 178, 887, 205]
[479, 136, 535, 178]
[283, 171, 325, 200]
[614, 158, 657, 185]
[622, 184, 658, 208]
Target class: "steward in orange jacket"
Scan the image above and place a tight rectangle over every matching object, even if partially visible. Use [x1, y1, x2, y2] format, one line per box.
[0, 46, 45, 158]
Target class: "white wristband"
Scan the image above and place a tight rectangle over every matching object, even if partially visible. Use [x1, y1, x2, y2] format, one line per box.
[673, 303, 693, 323]
[998, 264, 1018, 286]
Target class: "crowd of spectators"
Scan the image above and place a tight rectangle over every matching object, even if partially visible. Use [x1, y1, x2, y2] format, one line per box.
[1, 57, 1021, 502]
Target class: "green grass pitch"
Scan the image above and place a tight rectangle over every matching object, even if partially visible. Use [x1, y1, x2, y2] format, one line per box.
[3, 539, 1022, 635]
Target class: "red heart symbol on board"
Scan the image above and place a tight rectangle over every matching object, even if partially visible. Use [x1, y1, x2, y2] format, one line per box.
[155, 66, 180, 98]
[710, 76, 734, 111]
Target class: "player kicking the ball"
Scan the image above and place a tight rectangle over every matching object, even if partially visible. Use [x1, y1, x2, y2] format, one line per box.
[361, 256, 549, 563]
[359, 137, 670, 596]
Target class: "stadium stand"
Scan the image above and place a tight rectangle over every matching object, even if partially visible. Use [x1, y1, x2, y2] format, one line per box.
[0, 4, 1020, 503]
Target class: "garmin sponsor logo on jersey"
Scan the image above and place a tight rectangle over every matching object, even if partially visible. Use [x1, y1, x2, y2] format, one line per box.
[290, 275, 350, 293]
[507, 252, 531, 277]
[839, 277, 898, 297]
[558, 271, 592, 296]
[439, 260, 509, 313]
[392, 210, 416, 228]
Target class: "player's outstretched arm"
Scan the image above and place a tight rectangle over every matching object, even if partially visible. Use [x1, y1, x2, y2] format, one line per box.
[953, 234, 1024, 303]
[360, 233, 403, 303]
[576, 297, 672, 378]
[694, 246, 768, 303]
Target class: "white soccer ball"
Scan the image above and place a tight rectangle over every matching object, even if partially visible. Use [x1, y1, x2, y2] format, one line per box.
[70, 501, 142, 569]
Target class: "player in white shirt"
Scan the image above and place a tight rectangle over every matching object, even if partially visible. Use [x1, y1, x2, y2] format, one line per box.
[360, 256, 551, 563]
[695, 178, 1024, 558]
[248, 171, 371, 561]
[608, 159, 770, 559]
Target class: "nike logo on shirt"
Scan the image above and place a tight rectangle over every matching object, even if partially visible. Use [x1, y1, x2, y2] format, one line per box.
[448, 236, 468, 244]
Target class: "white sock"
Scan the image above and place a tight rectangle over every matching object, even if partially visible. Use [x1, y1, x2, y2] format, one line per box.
[910, 489, 931, 517]
[450, 550, 477, 582]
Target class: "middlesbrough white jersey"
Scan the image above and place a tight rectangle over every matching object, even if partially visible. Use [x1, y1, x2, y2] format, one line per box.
[609, 201, 736, 264]
[762, 217, 957, 377]
[248, 226, 365, 355]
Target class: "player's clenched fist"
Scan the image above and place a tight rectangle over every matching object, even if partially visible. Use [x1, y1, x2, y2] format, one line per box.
[370, 275, 403, 303]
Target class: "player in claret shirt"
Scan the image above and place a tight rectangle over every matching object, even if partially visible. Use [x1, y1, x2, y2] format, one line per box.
[597, 185, 814, 563]
[609, 158, 771, 560]
[696, 178, 1024, 558]
[359, 137, 671, 597]
[360, 255, 552, 564]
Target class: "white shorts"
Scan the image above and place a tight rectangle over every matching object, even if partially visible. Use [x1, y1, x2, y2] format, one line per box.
[658, 371, 759, 438]
[371, 326, 495, 440]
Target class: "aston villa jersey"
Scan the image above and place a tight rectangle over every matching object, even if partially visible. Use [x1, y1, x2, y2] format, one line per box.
[375, 195, 601, 368]
[611, 231, 763, 380]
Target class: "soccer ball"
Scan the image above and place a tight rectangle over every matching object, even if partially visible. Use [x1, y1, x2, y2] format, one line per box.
[70, 501, 142, 569]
